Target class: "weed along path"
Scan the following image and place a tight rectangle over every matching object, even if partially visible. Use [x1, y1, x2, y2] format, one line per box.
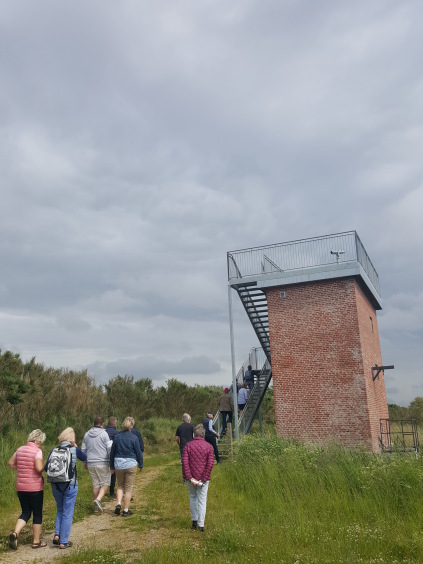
[1, 459, 182, 564]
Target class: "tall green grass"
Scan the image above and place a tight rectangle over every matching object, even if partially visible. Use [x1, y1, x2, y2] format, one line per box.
[2, 429, 423, 562]
[138, 434, 423, 563]
[214, 435, 423, 562]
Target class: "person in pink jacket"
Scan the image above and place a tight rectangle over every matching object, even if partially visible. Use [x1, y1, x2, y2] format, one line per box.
[7, 429, 47, 550]
[182, 424, 215, 532]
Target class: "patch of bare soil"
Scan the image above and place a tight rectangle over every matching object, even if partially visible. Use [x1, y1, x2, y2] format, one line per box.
[1, 461, 180, 564]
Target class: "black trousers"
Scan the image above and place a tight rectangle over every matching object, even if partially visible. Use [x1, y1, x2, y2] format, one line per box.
[17, 490, 44, 524]
[109, 472, 116, 495]
[205, 433, 220, 463]
[220, 411, 232, 433]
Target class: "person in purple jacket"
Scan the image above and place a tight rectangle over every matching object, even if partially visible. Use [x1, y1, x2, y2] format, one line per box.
[182, 424, 215, 532]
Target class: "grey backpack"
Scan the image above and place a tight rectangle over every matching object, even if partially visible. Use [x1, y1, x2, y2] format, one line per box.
[46, 445, 74, 484]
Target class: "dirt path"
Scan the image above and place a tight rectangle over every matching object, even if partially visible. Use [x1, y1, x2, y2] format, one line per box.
[1, 460, 180, 564]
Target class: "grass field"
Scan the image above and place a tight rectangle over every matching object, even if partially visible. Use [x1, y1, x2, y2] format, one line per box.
[2, 426, 423, 562]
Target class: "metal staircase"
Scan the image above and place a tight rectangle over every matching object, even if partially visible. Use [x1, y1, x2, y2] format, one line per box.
[235, 283, 271, 362]
[232, 280, 273, 435]
[216, 253, 274, 440]
[238, 359, 272, 435]
[214, 347, 272, 440]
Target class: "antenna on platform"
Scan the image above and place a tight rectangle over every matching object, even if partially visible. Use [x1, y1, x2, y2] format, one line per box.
[330, 250, 345, 264]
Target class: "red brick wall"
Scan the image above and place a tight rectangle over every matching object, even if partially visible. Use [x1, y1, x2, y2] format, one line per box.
[266, 277, 388, 451]
[354, 283, 389, 448]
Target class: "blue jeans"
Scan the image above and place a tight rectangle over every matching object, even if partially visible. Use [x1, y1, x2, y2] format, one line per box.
[52, 483, 78, 544]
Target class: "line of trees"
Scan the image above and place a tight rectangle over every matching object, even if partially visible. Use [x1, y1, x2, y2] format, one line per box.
[388, 399, 423, 422]
[0, 349, 275, 440]
[6, 348, 417, 441]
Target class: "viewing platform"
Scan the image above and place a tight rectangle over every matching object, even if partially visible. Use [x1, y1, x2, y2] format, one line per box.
[227, 231, 381, 310]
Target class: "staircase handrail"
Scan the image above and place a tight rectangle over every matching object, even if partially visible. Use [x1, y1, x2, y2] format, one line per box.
[213, 348, 267, 436]
[236, 285, 271, 362]
[238, 360, 272, 435]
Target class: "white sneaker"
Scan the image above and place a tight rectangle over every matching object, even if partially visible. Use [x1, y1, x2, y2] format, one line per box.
[94, 499, 103, 513]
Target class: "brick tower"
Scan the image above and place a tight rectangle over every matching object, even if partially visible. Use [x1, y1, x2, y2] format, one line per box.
[228, 231, 389, 451]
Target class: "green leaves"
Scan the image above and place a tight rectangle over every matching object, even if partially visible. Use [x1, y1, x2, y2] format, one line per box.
[0, 368, 28, 405]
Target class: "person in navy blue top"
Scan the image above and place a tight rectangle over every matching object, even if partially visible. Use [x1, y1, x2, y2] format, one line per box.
[130, 427, 144, 452]
[244, 365, 260, 391]
[44, 427, 87, 549]
[110, 417, 143, 516]
[105, 417, 118, 497]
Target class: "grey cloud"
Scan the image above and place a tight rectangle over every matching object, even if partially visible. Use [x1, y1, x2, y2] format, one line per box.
[55, 316, 92, 333]
[87, 354, 223, 385]
[1, 1, 422, 405]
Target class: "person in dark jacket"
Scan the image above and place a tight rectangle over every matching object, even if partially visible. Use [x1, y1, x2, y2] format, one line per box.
[105, 417, 118, 497]
[175, 413, 194, 459]
[130, 427, 144, 452]
[110, 417, 143, 517]
[182, 425, 214, 532]
[244, 365, 260, 391]
[217, 388, 233, 436]
[175, 413, 195, 479]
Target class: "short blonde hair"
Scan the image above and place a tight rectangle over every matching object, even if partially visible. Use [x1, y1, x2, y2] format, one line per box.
[122, 417, 135, 431]
[59, 427, 75, 443]
[194, 425, 205, 438]
[182, 413, 191, 423]
[27, 429, 46, 444]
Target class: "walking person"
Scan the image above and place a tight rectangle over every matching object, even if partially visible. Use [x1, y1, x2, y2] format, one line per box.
[203, 411, 220, 463]
[244, 365, 260, 391]
[81, 416, 113, 513]
[175, 413, 195, 479]
[131, 426, 145, 453]
[105, 417, 118, 498]
[7, 429, 47, 550]
[238, 382, 248, 417]
[129, 424, 144, 503]
[110, 417, 143, 517]
[45, 427, 87, 549]
[175, 413, 195, 459]
[217, 388, 233, 437]
[182, 424, 215, 532]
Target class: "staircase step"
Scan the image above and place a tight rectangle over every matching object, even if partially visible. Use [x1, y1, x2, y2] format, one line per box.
[239, 289, 265, 295]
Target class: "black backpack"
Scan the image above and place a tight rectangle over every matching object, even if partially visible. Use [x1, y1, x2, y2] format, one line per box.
[46, 445, 74, 484]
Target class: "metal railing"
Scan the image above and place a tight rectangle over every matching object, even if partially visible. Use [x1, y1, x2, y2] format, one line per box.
[380, 419, 419, 457]
[238, 359, 272, 435]
[213, 348, 267, 437]
[227, 231, 380, 295]
[234, 347, 267, 390]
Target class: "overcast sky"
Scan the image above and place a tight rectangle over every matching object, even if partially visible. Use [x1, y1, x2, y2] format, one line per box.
[1, 1, 422, 406]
